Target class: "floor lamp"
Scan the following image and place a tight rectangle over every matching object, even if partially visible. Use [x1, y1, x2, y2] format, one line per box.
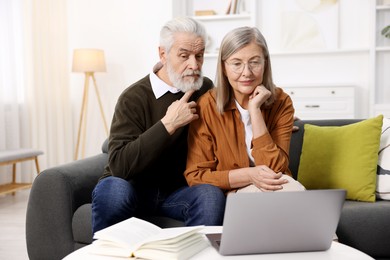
[72, 49, 109, 160]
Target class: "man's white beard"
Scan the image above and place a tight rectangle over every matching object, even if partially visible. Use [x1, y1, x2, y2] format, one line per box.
[167, 61, 203, 93]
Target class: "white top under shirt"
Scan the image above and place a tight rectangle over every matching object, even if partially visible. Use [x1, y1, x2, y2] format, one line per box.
[235, 100, 255, 166]
[150, 62, 181, 99]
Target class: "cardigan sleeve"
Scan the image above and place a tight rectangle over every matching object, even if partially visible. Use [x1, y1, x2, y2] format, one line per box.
[184, 93, 231, 190]
[251, 89, 294, 175]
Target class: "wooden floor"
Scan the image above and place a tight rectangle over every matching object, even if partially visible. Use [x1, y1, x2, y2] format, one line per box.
[0, 189, 30, 260]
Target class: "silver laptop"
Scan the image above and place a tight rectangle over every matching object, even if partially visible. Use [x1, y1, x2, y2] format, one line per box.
[207, 189, 346, 256]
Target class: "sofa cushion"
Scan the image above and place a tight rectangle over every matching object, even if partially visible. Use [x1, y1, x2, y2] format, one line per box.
[297, 115, 383, 202]
[377, 117, 390, 200]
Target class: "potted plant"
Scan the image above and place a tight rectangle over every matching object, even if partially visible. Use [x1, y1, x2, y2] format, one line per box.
[382, 25, 390, 39]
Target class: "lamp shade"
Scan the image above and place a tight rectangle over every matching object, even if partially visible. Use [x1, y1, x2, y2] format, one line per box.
[72, 49, 106, 73]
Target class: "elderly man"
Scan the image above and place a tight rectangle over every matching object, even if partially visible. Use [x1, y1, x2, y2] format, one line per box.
[91, 17, 226, 234]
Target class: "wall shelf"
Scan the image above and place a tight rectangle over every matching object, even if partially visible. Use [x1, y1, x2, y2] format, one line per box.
[194, 14, 252, 21]
[270, 48, 369, 57]
[376, 5, 390, 10]
[175, 0, 383, 119]
[376, 46, 390, 51]
[371, 0, 390, 115]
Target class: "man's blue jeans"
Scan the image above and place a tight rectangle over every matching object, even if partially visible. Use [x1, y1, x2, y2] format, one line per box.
[91, 176, 226, 234]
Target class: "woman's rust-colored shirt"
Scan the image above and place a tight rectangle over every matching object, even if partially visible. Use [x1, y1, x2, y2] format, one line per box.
[184, 87, 295, 193]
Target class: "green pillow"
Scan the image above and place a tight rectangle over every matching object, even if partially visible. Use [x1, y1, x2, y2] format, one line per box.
[297, 115, 383, 202]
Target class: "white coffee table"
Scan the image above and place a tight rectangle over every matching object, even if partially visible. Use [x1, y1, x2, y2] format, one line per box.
[63, 226, 374, 260]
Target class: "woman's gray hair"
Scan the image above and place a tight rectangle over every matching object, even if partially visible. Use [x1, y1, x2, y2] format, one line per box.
[160, 17, 207, 53]
[215, 26, 276, 114]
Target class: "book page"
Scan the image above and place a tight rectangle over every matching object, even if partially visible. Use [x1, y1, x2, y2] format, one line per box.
[93, 217, 162, 251]
[140, 226, 203, 246]
[135, 234, 209, 260]
[90, 217, 206, 258]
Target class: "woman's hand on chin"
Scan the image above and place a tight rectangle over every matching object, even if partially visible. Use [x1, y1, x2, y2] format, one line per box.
[248, 85, 271, 112]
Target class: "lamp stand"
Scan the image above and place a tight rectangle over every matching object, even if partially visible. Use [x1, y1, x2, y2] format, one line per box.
[74, 72, 109, 160]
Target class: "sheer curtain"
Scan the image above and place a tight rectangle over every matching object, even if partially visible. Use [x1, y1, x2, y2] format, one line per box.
[28, 0, 74, 168]
[0, 0, 73, 184]
[0, 0, 31, 183]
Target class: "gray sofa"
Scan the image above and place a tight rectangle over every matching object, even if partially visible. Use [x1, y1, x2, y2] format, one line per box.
[26, 119, 390, 260]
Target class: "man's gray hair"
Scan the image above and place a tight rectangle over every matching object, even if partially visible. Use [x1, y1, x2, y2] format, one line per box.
[160, 17, 207, 53]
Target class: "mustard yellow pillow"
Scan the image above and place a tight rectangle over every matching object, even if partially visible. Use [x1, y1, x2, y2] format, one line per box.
[297, 115, 383, 202]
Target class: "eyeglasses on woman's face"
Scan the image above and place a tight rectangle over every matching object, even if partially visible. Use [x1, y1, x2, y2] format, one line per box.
[225, 58, 265, 74]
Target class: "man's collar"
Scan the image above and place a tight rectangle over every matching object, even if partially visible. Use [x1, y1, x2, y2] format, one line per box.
[150, 62, 181, 99]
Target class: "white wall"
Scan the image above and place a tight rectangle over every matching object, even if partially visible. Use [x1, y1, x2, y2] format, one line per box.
[200, 0, 372, 120]
[67, 0, 174, 158]
[66, 0, 374, 158]
[259, 0, 371, 119]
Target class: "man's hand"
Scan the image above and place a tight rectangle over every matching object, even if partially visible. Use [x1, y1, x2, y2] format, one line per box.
[292, 116, 300, 132]
[161, 90, 198, 135]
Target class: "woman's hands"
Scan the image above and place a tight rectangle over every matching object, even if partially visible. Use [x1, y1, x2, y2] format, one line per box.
[229, 165, 288, 192]
[228, 85, 288, 191]
[248, 85, 270, 138]
[248, 165, 288, 191]
[248, 85, 271, 113]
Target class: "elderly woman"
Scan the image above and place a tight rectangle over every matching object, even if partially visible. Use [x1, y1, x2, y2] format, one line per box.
[185, 26, 302, 193]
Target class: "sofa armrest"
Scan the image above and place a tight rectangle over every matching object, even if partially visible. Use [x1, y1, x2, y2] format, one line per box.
[26, 153, 108, 260]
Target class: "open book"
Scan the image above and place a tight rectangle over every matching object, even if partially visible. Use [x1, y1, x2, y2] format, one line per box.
[89, 217, 208, 260]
